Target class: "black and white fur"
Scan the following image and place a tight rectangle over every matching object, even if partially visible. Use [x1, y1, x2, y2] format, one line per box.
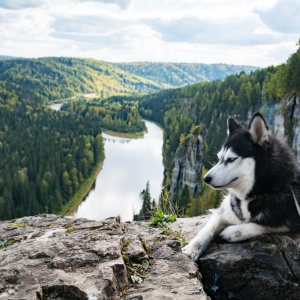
[182, 112, 300, 261]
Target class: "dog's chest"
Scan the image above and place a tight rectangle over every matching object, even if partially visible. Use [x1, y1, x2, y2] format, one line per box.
[230, 194, 251, 222]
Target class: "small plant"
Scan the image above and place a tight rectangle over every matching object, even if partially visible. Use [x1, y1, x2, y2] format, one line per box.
[121, 239, 150, 284]
[127, 257, 150, 284]
[160, 225, 187, 247]
[0, 239, 15, 248]
[148, 209, 186, 247]
[149, 209, 177, 227]
[66, 227, 74, 233]
[9, 223, 32, 229]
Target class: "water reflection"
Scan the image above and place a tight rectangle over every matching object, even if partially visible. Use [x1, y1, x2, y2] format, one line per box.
[103, 134, 132, 144]
[48, 101, 67, 111]
[73, 120, 164, 222]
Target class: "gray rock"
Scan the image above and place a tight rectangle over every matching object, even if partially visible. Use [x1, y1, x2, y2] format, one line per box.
[270, 94, 300, 162]
[0, 215, 207, 299]
[172, 215, 300, 300]
[1, 214, 299, 299]
[170, 126, 205, 200]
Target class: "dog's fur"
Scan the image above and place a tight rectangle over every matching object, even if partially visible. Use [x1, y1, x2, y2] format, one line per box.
[182, 112, 300, 261]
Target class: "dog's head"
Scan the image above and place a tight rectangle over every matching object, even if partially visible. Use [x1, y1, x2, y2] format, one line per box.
[204, 113, 269, 198]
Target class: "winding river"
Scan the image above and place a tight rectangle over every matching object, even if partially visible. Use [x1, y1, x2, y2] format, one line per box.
[73, 121, 164, 221]
[49, 101, 164, 221]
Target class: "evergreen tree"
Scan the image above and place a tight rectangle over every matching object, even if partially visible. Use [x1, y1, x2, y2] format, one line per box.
[140, 181, 152, 220]
[134, 181, 153, 220]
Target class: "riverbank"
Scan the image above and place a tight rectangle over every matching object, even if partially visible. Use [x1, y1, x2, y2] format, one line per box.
[73, 119, 164, 221]
[140, 116, 164, 131]
[58, 158, 105, 216]
[103, 129, 146, 139]
[48, 93, 99, 104]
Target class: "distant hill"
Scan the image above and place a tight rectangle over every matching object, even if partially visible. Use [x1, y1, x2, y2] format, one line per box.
[0, 55, 16, 60]
[0, 57, 167, 103]
[113, 62, 258, 87]
[0, 57, 258, 104]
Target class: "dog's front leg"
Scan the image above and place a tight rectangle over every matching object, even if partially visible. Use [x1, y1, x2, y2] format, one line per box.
[219, 223, 290, 242]
[182, 210, 227, 261]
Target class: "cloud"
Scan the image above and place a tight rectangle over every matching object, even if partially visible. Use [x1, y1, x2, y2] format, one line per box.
[0, 0, 298, 67]
[50, 15, 133, 46]
[0, 0, 132, 10]
[144, 16, 281, 46]
[74, 0, 132, 9]
[254, 0, 300, 34]
[0, 0, 44, 10]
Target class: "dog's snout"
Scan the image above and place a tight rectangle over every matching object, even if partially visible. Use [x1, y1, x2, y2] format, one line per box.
[204, 175, 212, 184]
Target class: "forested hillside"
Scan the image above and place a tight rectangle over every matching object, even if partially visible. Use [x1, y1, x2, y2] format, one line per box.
[138, 68, 272, 173]
[0, 57, 166, 104]
[61, 98, 146, 135]
[0, 77, 147, 220]
[137, 46, 300, 214]
[114, 62, 258, 87]
[0, 58, 258, 104]
[0, 55, 15, 60]
[0, 100, 104, 220]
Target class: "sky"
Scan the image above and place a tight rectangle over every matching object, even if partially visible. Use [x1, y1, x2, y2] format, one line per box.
[0, 0, 299, 67]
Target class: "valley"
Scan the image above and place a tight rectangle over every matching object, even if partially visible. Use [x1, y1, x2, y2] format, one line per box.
[0, 49, 299, 220]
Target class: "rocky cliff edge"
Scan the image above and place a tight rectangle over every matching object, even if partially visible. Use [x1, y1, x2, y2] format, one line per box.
[0, 214, 299, 300]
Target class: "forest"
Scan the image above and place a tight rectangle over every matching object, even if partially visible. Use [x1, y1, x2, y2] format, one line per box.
[113, 62, 257, 88]
[0, 100, 104, 220]
[61, 98, 146, 135]
[0, 60, 148, 220]
[0, 79, 149, 220]
[0, 58, 253, 105]
[0, 57, 164, 105]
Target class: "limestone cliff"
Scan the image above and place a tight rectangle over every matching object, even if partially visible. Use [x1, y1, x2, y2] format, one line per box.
[269, 94, 300, 162]
[169, 125, 205, 201]
[1, 214, 299, 299]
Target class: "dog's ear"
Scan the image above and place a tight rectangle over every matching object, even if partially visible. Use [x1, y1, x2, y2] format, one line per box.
[249, 112, 269, 145]
[227, 117, 242, 136]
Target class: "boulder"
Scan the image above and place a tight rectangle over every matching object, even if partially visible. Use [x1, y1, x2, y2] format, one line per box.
[171, 215, 300, 300]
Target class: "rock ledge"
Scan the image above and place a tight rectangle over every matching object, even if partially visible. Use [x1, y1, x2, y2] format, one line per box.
[0, 214, 207, 300]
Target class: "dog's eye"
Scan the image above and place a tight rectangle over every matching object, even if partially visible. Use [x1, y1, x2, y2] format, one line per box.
[226, 157, 237, 163]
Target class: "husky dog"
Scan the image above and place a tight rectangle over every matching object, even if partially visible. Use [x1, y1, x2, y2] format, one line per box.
[182, 112, 300, 262]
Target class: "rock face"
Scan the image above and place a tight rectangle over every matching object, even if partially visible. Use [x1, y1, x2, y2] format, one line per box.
[169, 125, 205, 201]
[1, 214, 299, 299]
[271, 94, 300, 162]
[0, 214, 208, 300]
[170, 215, 300, 300]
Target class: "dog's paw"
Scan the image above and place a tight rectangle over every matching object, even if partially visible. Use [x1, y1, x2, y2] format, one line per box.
[219, 225, 244, 242]
[182, 241, 203, 262]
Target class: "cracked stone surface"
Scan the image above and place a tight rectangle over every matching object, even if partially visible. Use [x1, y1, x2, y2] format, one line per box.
[0, 215, 207, 299]
[1, 214, 299, 299]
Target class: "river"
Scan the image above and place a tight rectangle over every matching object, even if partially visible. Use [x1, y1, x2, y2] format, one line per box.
[48, 101, 164, 222]
[73, 120, 164, 221]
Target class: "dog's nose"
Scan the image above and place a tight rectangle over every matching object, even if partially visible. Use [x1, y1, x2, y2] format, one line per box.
[204, 175, 212, 184]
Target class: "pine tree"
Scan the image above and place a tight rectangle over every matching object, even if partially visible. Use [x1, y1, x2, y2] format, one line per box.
[134, 181, 152, 221]
[140, 181, 152, 220]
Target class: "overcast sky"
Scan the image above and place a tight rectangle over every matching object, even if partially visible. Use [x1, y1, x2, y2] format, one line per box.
[0, 0, 299, 67]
